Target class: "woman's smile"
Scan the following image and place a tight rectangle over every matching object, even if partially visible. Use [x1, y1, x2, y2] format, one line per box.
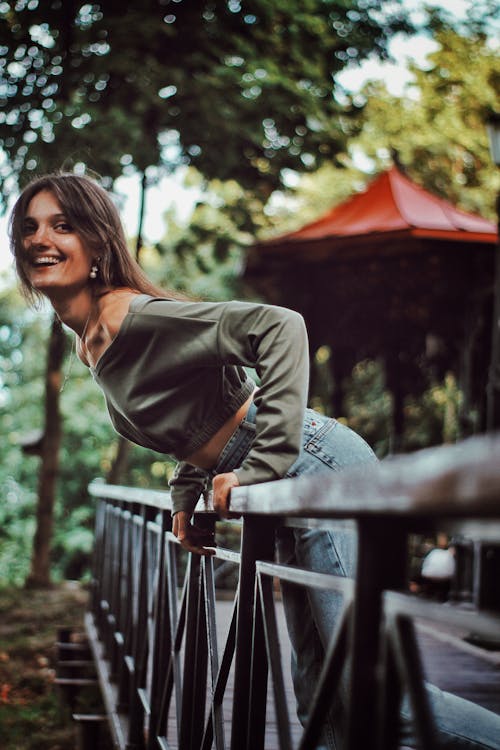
[23, 190, 94, 294]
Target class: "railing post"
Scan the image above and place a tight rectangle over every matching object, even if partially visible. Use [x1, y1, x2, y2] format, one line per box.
[231, 516, 276, 750]
[127, 505, 156, 750]
[147, 509, 171, 749]
[108, 504, 124, 679]
[178, 551, 208, 750]
[346, 518, 407, 749]
[117, 508, 133, 712]
[90, 498, 105, 617]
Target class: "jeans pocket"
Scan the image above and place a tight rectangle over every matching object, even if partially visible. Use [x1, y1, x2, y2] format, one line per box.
[305, 419, 340, 470]
[286, 418, 340, 477]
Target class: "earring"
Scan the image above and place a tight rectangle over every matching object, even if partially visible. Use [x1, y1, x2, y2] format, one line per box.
[89, 263, 98, 279]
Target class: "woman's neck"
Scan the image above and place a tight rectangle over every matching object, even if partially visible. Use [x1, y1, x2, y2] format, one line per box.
[50, 289, 97, 338]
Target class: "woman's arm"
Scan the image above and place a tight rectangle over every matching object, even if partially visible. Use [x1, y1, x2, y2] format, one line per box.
[215, 302, 310, 488]
[169, 462, 216, 555]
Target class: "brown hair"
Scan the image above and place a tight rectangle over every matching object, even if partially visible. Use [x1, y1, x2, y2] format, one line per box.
[9, 172, 185, 305]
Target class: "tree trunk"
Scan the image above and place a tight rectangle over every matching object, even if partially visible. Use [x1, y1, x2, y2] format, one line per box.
[106, 171, 148, 484]
[135, 171, 147, 261]
[107, 437, 132, 485]
[26, 315, 65, 588]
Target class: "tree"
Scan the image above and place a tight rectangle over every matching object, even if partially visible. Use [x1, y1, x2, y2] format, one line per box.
[352, 24, 500, 219]
[0, 0, 417, 585]
[150, 168, 260, 300]
[25, 315, 65, 587]
[0, 0, 414, 206]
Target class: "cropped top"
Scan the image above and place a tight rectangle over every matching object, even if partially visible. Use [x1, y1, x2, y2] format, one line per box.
[91, 294, 309, 515]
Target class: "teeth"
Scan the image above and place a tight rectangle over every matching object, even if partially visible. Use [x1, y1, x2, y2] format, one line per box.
[33, 256, 61, 266]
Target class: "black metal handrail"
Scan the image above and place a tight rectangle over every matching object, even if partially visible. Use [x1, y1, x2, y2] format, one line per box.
[86, 432, 500, 750]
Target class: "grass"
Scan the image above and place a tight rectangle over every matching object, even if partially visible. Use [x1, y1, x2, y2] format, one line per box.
[0, 581, 106, 750]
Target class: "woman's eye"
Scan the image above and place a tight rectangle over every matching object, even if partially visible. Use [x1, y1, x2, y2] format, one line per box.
[55, 222, 72, 232]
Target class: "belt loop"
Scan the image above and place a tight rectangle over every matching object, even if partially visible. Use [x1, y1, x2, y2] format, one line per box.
[243, 399, 257, 426]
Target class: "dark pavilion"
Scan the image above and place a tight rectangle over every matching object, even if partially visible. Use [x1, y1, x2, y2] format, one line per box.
[244, 167, 498, 448]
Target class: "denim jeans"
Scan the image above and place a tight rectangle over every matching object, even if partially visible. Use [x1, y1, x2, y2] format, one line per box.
[212, 406, 500, 750]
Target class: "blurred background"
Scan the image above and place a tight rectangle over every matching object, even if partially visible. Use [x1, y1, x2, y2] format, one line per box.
[1, 2, 499, 746]
[0, 0, 498, 597]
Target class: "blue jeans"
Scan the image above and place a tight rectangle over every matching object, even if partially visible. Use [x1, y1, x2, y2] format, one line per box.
[212, 407, 500, 750]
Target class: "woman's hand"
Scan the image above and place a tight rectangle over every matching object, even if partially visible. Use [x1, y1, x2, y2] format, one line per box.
[172, 511, 216, 556]
[212, 471, 241, 518]
[172, 472, 240, 555]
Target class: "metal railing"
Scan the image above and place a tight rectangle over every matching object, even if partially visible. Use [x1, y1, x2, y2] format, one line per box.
[86, 432, 500, 750]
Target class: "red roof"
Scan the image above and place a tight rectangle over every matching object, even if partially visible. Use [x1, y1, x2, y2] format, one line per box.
[266, 167, 497, 246]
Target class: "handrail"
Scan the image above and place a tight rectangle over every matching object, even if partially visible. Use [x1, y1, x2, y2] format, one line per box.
[86, 432, 500, 750]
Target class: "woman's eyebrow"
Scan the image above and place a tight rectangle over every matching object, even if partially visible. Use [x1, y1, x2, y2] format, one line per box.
[23, 212, 68, 222]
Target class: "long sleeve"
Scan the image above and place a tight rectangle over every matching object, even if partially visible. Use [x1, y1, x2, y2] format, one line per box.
[169, 461, 210, 515]
[94, 295, 310, 505]
[214, 303, 310, 487]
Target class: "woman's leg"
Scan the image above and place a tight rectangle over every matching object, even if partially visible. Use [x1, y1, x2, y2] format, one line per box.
[278, 412, 500, 750]
[276, 411, 375, 749]
[277, 523, 356, 750]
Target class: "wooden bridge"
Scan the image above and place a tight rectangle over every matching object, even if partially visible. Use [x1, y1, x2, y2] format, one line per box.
[83, 433, 500, 750]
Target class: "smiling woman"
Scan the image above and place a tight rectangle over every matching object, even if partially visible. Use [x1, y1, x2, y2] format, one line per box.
[21, 191, 95, 302]
[9, 172, 500, 750]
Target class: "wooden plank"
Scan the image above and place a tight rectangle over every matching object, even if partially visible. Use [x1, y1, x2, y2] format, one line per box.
[416, 621, 500, 715]
[231, 433, 500, 519]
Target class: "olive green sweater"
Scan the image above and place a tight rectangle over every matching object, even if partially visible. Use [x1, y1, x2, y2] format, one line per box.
[91, 295, 309, 515]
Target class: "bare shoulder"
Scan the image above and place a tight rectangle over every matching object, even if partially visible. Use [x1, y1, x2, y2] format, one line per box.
[79, 289, 142, 368]
[98, 289, 141, 337]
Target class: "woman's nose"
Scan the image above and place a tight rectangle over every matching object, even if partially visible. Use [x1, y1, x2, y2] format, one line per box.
[30, 224, 50, 246]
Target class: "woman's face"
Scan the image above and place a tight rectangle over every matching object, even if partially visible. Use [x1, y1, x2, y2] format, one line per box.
[22, 190, 95, 298]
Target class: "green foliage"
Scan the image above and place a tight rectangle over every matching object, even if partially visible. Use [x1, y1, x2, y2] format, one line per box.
[342, 359, 393, 457]
[404, 373, 465, 450]
[353, 26, 500, 219]
[340, 361, 466, 457]
[1, 4, 497, 587]
[255, 23, 500, 232]
[153, 169, 263, 300]
[0, 478, 35, 586]
[0, 0, 414, 204]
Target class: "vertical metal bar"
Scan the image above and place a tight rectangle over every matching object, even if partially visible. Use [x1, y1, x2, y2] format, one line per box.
[117, 509, 132, 712]
[345, 518, 407, 750]
[201, 594, 238, 750]
[148, 511, 171, 750]
[179, 553, 204, 750]
[128, 505, 155, 750]
[193, 567, 209, 749]
[202, 554, 226, 750]
[376, 616, 402, 750]
[256, 573, 291, 750]
[298, 602, 351, 750]
[109, 506, 123, 679]
[156, 543, 186, 744]
[90, 498, 105, 617]
[169, 542, 184, 741]
[391, 615, 439, 750]
[99, 504, 113, 640]
[230, 516, 276, 750]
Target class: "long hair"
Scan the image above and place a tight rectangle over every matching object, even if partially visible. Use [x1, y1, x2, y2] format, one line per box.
[9, 172, 185, 305]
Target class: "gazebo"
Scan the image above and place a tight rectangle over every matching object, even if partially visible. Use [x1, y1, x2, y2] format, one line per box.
[244, 167, 498, 447]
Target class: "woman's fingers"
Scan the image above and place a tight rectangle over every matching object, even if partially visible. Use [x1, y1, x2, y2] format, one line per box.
[171, 471, 241, 557]
[172, 511, 216, 556]
[212, 472, 241, 518]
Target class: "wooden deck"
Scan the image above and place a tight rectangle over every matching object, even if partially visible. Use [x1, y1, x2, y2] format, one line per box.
[415, 615, 500, 715]
[163, 598, 500, 749]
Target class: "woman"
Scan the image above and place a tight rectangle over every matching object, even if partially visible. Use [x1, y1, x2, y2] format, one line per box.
[10, 173, 500, 750]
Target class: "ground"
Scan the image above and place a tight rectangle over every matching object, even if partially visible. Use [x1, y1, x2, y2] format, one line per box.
[0, 582, 92, 750]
